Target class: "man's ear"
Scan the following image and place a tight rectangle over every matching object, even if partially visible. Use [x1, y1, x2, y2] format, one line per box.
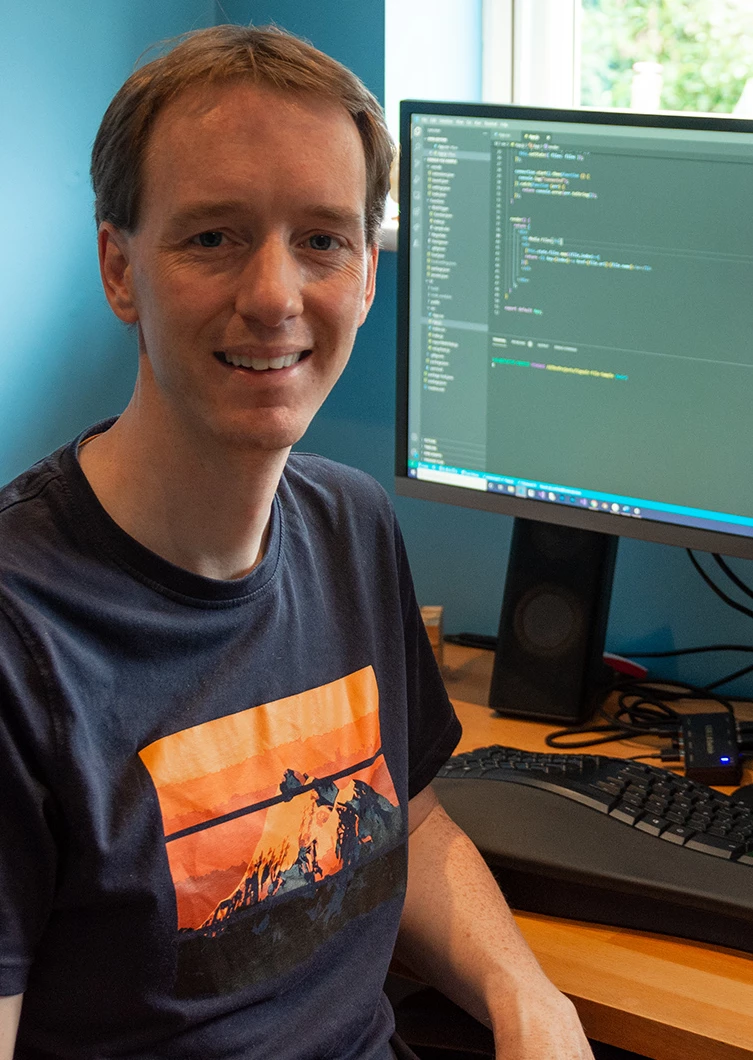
[98, 222, 139, 324]
[358, 243, 379, 326]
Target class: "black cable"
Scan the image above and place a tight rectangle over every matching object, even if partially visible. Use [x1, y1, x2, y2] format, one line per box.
[627, 644, 753, 658]
[703, 662, 753, 692]
[544, 670, 745, 749]
[713, 554, 753, 601]
[544, 728, 627, 749]
[545, 680, 683, 748]
[617, 676, 737, 717]
[686, 549, 753, 620]
[623, 646, 753, 696]
[621, 650, 753, 696]
[444, 632, 497, 650]
[618, 551, 753, 700]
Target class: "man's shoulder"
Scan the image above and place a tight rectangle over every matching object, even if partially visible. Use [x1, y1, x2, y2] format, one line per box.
[0, 421, 110, 536]
[284, 452, 392, 510]
[0, 449, 67, 530]
[0, 426, 102, 586]
[0, 447, 76, 627]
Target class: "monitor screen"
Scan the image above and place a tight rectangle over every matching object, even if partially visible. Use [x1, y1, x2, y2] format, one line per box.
[395, 101, 753, 562]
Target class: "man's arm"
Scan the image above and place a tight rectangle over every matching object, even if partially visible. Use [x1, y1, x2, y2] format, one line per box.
[395, 786, 593, 1060]
[0, 994, 22, 1060]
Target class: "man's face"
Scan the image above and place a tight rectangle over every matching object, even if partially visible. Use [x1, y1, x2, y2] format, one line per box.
[100, 81, 378, 453]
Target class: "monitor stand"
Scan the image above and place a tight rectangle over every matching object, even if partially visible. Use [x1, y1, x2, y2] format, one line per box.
[489, 518, 618, 725]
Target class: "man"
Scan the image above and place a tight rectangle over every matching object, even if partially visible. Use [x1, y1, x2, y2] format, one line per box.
[0, 25, 593, 1060]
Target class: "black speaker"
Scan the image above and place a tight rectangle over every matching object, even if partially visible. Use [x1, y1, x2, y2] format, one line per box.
[489, 518, 618, 724]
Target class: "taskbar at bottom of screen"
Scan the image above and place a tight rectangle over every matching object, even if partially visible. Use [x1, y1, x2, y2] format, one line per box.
[408, 463, 753, 541]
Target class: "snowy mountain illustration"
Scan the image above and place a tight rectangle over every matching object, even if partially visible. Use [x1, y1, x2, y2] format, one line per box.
[200, 770, 399, 934]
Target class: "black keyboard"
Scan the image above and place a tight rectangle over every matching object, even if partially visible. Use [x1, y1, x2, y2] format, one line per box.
[434, 745, 753, 954]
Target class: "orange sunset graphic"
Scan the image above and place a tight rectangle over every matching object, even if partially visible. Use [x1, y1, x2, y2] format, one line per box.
[139, 666, 403, 940]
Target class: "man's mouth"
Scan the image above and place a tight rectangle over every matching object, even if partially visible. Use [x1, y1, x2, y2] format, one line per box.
[215, 350, 311, 371]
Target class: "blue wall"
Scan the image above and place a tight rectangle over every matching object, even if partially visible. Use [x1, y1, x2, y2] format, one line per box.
[4, 0, 753, 695]
[1, 0, 216, 481]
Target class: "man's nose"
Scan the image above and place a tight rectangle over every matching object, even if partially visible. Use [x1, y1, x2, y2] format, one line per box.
[235, 238, 304, 327]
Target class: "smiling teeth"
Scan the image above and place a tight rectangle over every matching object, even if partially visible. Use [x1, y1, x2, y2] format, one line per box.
[223, 351, 302, 370]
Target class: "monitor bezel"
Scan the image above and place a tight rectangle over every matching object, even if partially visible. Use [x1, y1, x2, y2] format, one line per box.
[395, 99, 753, 561]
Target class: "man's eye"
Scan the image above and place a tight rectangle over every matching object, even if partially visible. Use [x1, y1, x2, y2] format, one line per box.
[193, 231, 225, 248]
[308, 234, 340, 251]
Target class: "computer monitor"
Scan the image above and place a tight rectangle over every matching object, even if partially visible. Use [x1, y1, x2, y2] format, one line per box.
[395, 100, 753, 722]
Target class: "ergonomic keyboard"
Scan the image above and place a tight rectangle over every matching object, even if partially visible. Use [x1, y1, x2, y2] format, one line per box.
[434, 745, 753, 954]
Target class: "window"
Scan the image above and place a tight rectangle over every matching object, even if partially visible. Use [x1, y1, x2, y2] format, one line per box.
[482, 0, 753, 115]
[580, 0, 753, 115]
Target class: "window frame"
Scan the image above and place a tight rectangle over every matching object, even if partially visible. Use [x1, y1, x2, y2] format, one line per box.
[482, 0, 581, 107]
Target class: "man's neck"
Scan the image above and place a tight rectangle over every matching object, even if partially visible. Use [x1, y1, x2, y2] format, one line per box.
[78, 405, 289, 581]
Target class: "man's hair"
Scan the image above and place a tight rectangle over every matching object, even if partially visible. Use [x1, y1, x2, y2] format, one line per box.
[91, 24, 394, 245]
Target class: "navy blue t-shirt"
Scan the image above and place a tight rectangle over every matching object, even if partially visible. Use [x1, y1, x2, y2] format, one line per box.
[0, 424, 460, 1059]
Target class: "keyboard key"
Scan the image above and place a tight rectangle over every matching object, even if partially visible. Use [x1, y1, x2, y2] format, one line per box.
[713, 810, 735, 824]
[574, 789, 619, 813]
[595, 779, 624, 796]
[686, 835, 746, 859]
[537, 783, 620, 814]
[636, 815, 669, 836]
[626, 780, 651, 795]
[645, 798, 670, 815]
[619, 764, 651, 778]
[661, 825, 696, 845]
[610, 803, 644, 825]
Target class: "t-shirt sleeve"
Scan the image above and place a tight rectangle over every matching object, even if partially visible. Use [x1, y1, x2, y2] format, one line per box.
[0, 609, 59, 996]
[393, 521, 462, 800]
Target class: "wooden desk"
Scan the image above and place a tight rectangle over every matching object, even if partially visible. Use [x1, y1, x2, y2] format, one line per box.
[440, 643, 753, 1060]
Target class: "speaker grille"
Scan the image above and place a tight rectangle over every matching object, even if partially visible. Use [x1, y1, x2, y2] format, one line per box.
[514, 585, 581, 656]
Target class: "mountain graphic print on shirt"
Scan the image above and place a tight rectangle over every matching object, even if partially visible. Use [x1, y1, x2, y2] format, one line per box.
[138, 666, 405, 998]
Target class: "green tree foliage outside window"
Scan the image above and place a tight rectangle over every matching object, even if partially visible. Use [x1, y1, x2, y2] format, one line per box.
[581, 0, 753, 113]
